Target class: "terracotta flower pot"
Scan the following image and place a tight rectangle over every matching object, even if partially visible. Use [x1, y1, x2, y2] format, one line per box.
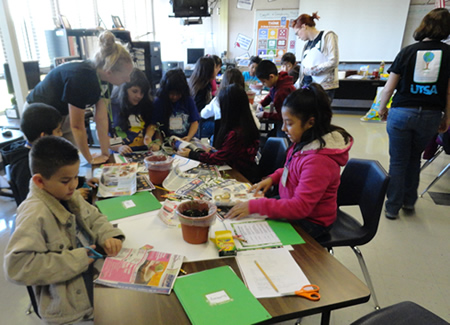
[144, 155, 173, 185]
[176, 200, 217, 244]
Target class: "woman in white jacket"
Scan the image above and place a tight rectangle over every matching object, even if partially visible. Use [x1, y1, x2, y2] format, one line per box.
[291, 12, 339, 101]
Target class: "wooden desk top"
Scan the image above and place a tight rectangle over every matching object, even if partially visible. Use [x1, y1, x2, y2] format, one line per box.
[94, 159, 370, 324]
[94, 226, 370, 324]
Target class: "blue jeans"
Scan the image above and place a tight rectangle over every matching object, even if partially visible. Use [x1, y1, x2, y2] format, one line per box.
[385, 107, 442, 214]
[199, 118, 214, 139]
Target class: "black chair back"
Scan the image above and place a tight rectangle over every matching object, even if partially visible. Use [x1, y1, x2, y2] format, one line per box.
[336, 158, 390, 245]
[258, 137, 288, 178]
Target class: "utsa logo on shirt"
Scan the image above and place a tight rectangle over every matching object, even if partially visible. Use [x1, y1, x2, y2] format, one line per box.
[411, 50, 442, 95]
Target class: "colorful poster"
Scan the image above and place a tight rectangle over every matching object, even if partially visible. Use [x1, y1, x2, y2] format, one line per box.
[255, 10, 299, 58]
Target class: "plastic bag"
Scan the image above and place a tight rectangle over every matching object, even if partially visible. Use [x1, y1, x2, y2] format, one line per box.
[361, 87, 395, 122]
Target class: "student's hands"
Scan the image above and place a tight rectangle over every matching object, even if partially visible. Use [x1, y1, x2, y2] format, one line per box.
[178, 148, 191, 158]
[103, 238, 123, 257]
[257, 104, 264, 112]
[438, 114, 450, 133]
[378, 107, 388, 121]
[251, 177, 273, 194]
[144, 134, 152, 145]
[182, 136, 192, 142]
[118, 145, 133, 155]
[91, 153, 109, 165]
[225, 202, 250, 220]
[77, 188, 90, 200]
[86, 177, 99, 188]
[85, 245, 97, 264]
[303, 66, 312, 76]
[149, 143, 161, 151]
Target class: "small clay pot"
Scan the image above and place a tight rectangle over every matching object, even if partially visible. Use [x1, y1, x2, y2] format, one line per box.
[144, 155, 173, 185]
[176, 200, 217, 244]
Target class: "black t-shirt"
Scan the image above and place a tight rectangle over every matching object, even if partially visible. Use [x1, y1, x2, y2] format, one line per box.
[27, 61, 102, 115]
[389, 40, 450, 109]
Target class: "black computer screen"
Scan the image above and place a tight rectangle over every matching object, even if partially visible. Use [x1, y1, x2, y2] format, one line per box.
[187, 48, 205, 65]
[3, 61, 41, 94]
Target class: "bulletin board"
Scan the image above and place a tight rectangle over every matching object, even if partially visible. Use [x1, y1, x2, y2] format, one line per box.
[254, 9, 299, 58]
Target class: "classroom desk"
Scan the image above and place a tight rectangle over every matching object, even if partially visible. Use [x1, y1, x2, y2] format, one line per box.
[94, 164, 370, 325]
[0, 114, 21, 130]
[0, 128, 23, 149]
[94, 225, 370, 325]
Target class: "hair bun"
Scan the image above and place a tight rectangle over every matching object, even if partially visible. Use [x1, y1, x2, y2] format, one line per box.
[311, 12, 320, 20]
[98, 31, 117, 56]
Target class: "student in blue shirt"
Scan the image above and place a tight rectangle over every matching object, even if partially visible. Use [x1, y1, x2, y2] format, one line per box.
[109, 68, 154, 154]
[146, 69, 200, 148]
[243, 56, 262, 83]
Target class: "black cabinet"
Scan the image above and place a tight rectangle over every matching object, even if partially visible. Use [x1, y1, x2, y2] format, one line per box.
[130, 41, 162, 94]
[332, 79, 386, 111]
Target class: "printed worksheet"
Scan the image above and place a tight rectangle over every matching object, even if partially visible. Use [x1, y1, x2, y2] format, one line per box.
[236, 248, 311, 298]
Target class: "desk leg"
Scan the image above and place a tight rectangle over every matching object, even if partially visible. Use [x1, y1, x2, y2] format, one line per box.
[320, 311, 330, 325]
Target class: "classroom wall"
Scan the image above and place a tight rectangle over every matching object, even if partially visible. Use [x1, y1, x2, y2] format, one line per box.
[225, 0, 446, 63]
[227, 0, 299, 60]
[153, 0, 227, 63]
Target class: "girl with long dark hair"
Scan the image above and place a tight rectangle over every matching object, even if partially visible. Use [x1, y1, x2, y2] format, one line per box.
[178, 84, 260, 181]
[146, 69, 200, 148]
[110, 68, 153, 154]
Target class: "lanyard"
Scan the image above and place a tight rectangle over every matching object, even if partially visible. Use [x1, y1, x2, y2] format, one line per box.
[96, 73, 113, 123]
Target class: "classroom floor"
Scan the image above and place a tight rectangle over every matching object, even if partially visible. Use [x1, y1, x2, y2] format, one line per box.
[0, 113, 449, 324]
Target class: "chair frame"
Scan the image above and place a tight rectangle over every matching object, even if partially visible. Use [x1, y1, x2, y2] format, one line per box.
[318, 159, 390, 310]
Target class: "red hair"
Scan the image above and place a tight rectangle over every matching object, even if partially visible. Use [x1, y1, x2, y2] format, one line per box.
[290, 12, 320, 28]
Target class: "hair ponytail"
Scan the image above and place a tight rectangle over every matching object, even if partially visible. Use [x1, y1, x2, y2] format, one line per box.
[283, 84, 351, 148]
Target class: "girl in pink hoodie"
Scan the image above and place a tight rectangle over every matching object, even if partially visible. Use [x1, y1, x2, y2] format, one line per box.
[226, 83, 353, 239]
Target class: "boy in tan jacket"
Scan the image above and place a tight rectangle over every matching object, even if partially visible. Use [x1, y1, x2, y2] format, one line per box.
[4, 136, 125, 325]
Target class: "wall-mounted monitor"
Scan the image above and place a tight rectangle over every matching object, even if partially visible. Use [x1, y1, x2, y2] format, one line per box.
[3, 61, 41, 95]
[187, 48, 205, 65]
[172, 0, 209, 18]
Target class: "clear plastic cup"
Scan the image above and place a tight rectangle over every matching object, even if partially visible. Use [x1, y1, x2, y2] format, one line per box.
[144, 155, 174, 185]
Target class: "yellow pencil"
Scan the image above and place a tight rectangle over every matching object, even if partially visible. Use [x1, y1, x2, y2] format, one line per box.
[254, 260, 278, 292]
[154, 185, 170, 192]
[179, 268, 187, 275]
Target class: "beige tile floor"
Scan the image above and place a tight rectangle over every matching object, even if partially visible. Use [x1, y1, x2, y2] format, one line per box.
[0, 113, 449, 324]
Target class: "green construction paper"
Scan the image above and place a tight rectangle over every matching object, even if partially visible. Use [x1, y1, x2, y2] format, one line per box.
[96, 191, 161, 221]
[174, 266, 272, 325]
[267, 220, 305, 245]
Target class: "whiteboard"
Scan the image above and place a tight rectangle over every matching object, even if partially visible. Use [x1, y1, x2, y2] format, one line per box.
[297, 0, 411, 62]
[401, 4, 434, 48]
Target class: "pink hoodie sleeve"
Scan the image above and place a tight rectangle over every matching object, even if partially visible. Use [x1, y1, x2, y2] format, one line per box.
[248, 155, 339, 220]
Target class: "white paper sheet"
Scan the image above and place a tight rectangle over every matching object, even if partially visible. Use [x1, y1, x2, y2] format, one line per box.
[223, 218, 282, 250]
[236, 248, 311, 298]
[114, 210, 230, 262]
[301, 47, 327, 84]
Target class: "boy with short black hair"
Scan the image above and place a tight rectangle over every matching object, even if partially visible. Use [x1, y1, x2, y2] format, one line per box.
[243, 55, 262, 83]
[4, 136, 124, 325]
[1, 103, 63, 205]
[255, 60, 296, 136]
[280, 52, 300, 84]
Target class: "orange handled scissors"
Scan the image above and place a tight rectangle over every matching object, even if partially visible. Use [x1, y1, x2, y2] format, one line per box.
[285, 284, 321, 301]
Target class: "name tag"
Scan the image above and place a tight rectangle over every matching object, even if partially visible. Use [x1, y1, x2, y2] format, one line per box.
[110, 136, 123, 146]
[281, 166, 289, 187]
[169, 116, 183, 130]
